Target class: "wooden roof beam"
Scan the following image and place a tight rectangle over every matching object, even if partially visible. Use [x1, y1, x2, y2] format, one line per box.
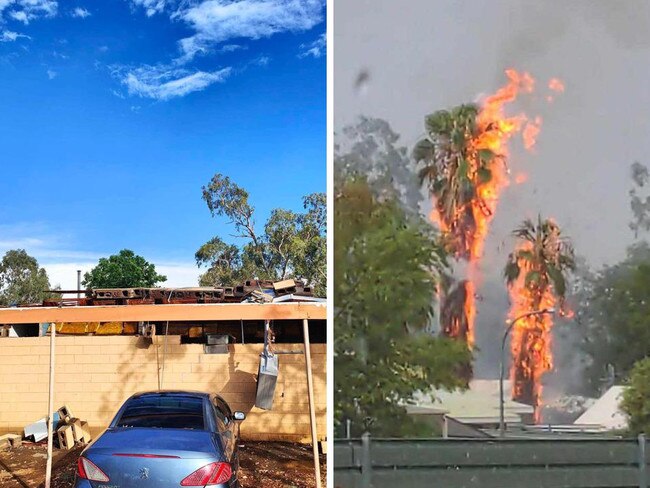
[0, 303, 326, 324]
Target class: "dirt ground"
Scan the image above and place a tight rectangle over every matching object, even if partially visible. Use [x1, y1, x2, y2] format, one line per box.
[0, 441, 326, 488]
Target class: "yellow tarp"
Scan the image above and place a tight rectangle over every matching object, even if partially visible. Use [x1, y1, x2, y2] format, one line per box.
[49, 322, 137, 335]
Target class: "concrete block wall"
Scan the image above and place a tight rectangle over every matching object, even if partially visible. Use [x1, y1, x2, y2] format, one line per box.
[0, 336, 326, 443]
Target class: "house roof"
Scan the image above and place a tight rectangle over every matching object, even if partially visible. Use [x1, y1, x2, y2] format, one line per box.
[574, 386, 627, 430]
[410, 380, 534, 425]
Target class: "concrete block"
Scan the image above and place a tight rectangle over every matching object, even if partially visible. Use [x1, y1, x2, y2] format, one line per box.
[0, 434, 22, 448]
[57, 424, 74, 450]
[70, 418, 90, 443]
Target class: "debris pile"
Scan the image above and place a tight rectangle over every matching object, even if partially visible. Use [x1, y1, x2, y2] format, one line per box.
[55, 406, 91, 450]
[20, 406, 91, 450]
[39, 279, 314, 307]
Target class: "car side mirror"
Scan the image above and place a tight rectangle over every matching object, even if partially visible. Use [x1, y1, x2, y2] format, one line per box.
[233, 411, 246, 421]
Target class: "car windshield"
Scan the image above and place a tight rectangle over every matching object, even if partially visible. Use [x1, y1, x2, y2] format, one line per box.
[115, 395, 205, 430]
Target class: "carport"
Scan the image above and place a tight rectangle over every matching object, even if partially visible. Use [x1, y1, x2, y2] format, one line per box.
[0, 302, 326, 488]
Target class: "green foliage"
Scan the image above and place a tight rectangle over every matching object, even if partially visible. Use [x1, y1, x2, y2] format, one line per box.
[0, 249, 53, 306]
[621, 357, 650, 435]
[335, 116, 422, 212]
[573, 164, 650, 394]
[334, 176, 471, 437]
[198, 174, 326, 296]
[82, 249, 167, 288]
[578, 242, 650, 391]
[629, 161, 650, 237]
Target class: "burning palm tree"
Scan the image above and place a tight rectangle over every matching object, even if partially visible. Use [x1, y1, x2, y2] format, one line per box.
[504, 216, 575, 412]
[415, 70, 554, 352]
[414, 104, 504, 260]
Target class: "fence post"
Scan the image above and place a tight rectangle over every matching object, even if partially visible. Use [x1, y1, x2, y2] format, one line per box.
[361, 432, 371, 488]
[639, 433, 647, 488]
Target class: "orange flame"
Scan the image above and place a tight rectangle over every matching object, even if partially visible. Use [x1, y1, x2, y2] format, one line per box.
[507, 242, 556, 419]
[437, 69, 546, 347]
[548, 78, 565, 93]
[515, 173, 529, 184]
[430, 70, 563, 414]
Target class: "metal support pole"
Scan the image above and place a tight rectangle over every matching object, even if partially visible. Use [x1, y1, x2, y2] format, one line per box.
[640, 433, 647, 488]
[499, 322, 511, 438]
[361, 432, 371, 488]
[45, 322, 56, 488]
[303, 319, 321, 488]
[76, 270, 81, 300]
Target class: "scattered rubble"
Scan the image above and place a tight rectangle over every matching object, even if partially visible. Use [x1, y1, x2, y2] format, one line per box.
[20, 406, 91, 451]
[38, 279, 314, 307]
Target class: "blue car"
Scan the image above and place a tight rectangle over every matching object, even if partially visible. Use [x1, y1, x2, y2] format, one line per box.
[74, 391, 245, 487]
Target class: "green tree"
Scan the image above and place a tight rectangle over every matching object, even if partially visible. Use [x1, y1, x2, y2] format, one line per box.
[334, 176, 471, 437]
[572, 163, 650, 394]
[621, 357, 650, 435]
[504, 216, 575, 406]
[336, 116, 423, 212]
[629, 161, 650, 237]
[0, 249, 52, 306]
[82, 249, 167, 288]
[577, 242, 650, 392]
[198, 174, 326, 296]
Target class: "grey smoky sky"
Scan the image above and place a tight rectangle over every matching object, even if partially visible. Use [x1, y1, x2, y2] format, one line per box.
[335, 0, 650, 381]
[335, 0, 650, 269]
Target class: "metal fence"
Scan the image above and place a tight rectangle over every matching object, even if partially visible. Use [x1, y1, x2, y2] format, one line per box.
[334, 435, 649, 488]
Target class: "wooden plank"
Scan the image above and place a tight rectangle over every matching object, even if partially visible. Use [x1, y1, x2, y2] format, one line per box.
[0, 303, 326, 324]
[369, 439, 639, 468]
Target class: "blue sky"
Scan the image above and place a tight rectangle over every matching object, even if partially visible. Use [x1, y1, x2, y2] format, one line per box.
[0, 0, 326, 288]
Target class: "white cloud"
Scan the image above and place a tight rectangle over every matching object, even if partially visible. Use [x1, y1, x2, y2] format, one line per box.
[0, 223, 200, 289]
[220, 43, 246, 53]
[70, 6, 90, 18]
[130, 0, 165, 17]
[42, 262, 94, 290]
[4, 0, 57, 24]
[46, 68, 56, 79]
[155, 263, 201, 287]
[0, 223, 101, 263]
[174, 0, 324, 61]
[44, 261, 200, 290]
[251, 55, 270, 66]
[0, 30, 29, 41]
[120, 0, 324, 100]
[298, 31, 325, 58]
[117, 64, 232, 100]
[9, 9, 27, 22]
